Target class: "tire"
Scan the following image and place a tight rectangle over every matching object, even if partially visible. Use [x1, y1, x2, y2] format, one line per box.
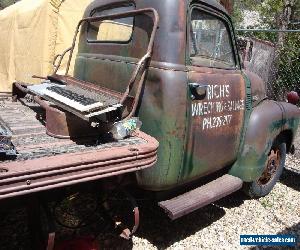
[243, 142, 286, 198]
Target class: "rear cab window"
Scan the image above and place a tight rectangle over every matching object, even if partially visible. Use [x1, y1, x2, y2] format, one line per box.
[87, 4, 135, 43]
[189, 8, 237, 69]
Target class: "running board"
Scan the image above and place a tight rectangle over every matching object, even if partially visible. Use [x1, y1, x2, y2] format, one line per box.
[158, 174, 243, 220]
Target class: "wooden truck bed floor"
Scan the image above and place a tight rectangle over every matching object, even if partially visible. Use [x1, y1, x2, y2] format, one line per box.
[0, 98, 158, 200]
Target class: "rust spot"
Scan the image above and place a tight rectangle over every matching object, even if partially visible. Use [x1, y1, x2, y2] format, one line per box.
[0, 168, 8, 173]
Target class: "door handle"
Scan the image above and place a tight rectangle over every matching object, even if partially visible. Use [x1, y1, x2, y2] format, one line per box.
[189, 83, 208, 100]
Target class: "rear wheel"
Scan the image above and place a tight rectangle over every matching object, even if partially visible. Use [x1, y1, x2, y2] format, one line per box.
[244, 142, 286, 198]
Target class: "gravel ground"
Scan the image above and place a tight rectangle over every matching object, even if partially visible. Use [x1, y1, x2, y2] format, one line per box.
[131, 130, 300, 250]
[0, 130, 299, 250]
[131, 154, 300, 250]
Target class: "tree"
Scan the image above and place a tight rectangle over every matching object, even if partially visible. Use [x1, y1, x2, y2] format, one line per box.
[233, 0, 300, 100]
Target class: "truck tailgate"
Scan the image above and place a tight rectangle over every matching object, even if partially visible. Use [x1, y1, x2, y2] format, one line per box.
[0, 99, 158, 200]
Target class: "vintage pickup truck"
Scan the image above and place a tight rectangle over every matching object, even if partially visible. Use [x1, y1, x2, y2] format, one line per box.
[0, 0, 299, 247]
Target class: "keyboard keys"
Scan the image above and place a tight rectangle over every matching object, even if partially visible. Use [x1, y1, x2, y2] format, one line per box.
[29, 83, 121, 115]
[47, 86, 98, 106]
[44, 86, 104, 113]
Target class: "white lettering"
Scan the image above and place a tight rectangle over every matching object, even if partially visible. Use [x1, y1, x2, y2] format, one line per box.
[207, 84, 230, 100]
[198, 103, 203, 116]
[202, 115, 233, 130]
[192, 103, 198, 117]
[191, 83, 245, 130]
[225, 85, 230, 97]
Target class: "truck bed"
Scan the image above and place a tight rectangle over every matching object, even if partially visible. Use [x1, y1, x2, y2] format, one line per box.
[0, 98, 158, 200]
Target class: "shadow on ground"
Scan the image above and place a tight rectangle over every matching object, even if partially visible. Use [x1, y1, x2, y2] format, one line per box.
[214, 190, 250, 208]
[135, 201, 225, 249]
[92, 189, 251, 249]
[280, 167, 300, 192]
[0, 190, 250, 250]
[0, 208, 30, 250]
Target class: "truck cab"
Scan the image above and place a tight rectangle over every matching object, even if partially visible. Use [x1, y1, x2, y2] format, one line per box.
[73, 0, 299, 203]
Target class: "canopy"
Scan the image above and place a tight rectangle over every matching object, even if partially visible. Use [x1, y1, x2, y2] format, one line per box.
[0, 0, 92, 92]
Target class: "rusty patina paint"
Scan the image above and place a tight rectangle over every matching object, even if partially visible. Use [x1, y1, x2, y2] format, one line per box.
[229, 100, 300, 181]
[74, 0, 189, 190]
[72, 0, 299, 191]
[0, 99, 158, 200]
[136, 68, 188, 190]
[175, 67, 247, 185]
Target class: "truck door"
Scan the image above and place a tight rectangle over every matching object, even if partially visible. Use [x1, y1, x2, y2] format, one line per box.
[180, 6, 247, 182]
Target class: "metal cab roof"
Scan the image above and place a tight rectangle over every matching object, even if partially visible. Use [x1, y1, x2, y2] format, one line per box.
[77, 0, 230, 65]
[83, 0, 228, 17]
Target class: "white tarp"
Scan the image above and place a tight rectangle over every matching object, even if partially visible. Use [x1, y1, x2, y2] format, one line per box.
[0, 0, 92, 92]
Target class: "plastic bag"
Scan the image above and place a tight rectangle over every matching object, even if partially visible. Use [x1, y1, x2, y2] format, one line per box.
[110, 117, 142, 140]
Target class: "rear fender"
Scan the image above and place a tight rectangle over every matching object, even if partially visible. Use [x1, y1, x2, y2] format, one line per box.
[229, 100, 300, 182]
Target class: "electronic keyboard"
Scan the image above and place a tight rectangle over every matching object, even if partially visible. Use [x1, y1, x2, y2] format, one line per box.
[28, 83, 121, 116]
[44, 85, 104, 113]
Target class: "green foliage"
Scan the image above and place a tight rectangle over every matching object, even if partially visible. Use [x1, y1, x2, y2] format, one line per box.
[275, 31, 300, 97]
[233, 0, 300, 99]
[258, 0, 284, 27]
[231, 0, 261, 25]
[232, 0, 283, 28]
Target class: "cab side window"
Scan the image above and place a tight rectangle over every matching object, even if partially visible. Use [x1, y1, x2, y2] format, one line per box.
[190, 9, 235, 69]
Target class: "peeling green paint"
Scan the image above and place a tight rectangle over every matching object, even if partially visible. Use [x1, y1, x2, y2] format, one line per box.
[230, 100, 300, 182]
[229, 72, 254, 180]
